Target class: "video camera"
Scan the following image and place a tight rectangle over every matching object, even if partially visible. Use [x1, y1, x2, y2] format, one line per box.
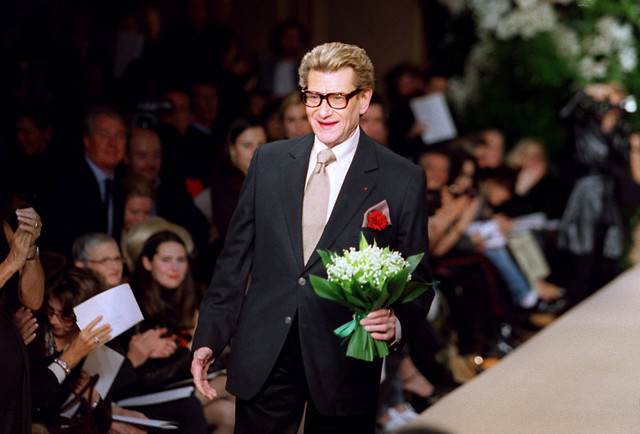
[591, 95, 637, 116]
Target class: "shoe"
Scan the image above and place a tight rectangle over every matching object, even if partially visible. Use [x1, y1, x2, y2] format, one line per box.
[532, 298, 566, 314]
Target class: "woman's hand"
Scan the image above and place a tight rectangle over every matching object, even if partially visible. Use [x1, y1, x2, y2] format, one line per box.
[6, 226, 32, 272]
[146, 329, 178, 359]
[13, 306, 38, 345]
[60, 315, 112, 369]
[127, 328, 177, 367]
[15, 208, 42, 244]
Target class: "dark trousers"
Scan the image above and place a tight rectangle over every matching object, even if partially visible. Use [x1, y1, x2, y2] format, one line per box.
[234, 318, 376, 434]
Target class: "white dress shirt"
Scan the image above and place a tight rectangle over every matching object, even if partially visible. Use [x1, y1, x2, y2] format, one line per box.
[305, 128, 360, 223]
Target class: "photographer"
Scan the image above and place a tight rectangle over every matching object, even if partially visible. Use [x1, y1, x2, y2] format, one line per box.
[557, 82, 639, 306]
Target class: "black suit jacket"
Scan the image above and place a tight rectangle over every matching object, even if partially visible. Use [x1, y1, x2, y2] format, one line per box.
[193, 130, 433, 415]
[40, 158, 124, 257]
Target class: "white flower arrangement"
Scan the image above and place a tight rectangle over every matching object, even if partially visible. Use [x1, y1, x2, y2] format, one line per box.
[439, 0, 640, 113]
[325, 243, 411, 289]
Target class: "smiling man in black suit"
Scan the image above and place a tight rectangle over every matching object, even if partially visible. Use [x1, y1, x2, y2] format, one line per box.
[192, 42, 433, 433]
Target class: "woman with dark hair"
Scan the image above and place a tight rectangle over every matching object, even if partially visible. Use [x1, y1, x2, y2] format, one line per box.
[28, 267, 113, 432]
[118, 230, 231, 433]
[209, 117, 266, 241]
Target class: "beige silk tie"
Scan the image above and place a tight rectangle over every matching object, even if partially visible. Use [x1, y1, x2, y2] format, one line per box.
[302, 148, 337, 264]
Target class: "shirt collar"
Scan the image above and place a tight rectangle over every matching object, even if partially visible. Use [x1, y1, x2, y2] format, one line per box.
[85, 156, 112, 183]
[311, 127, 360, 169]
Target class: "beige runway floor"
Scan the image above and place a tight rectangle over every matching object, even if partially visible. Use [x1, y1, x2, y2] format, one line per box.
[401, 264, 640, 434]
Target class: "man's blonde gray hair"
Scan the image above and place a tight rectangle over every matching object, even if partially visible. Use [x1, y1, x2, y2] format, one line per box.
[298, 42, 375, 91]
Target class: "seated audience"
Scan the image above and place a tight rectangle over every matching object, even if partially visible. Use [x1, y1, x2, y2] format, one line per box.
[120, 172, 155, 260]
[475, 128, 506, 169]
[420, 147, 512, 361]
[479, 167, 565, 305]
[280, 91, 312, 139]
[0, 103, 57, 209]
[182, 79, 226, 195]
[360, 95, 389, 147]
[505, 137, 563, 218]
[125, 126, 210, 257]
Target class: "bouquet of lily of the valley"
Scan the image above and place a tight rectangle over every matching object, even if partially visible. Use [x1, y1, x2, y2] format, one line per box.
[309, 233, 432, 361]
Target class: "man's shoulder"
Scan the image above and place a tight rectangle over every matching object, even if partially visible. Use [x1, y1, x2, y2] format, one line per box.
[367, 137, 423, 178]
[257, 134, 312, 159]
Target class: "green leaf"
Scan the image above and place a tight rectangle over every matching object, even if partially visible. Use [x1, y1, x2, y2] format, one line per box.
[374, 338, 389, 358]
[346, 323, 374, 361]
[309, 275, 351, 308]
[317, 250, 333, 268]
[359, 232, 369, 250]
[384, 268, 411, 306]
[405, 253, 424, 274]
[396, 281, 432, 304]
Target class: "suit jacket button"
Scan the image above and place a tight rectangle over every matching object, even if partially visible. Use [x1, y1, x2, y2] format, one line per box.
[284, 316, 292, 325]
[298, 277, 306, 286]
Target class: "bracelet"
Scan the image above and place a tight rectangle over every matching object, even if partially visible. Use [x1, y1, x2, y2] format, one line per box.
[26, 246, 39, 261]
[631, 147, 640, 153]
[54, 358, 71, 375]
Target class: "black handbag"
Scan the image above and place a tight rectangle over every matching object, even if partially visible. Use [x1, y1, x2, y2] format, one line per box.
[48, 374, 110, 434]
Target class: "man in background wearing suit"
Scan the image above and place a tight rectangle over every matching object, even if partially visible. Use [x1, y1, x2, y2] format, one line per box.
[192, 42, 433, 433]
[40, 105, 126, 257]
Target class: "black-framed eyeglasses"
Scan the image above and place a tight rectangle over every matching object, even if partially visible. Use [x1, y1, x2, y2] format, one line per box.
[301, 88, 363, 109]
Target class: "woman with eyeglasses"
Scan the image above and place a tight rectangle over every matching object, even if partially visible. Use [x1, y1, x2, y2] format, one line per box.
[72, 232, 125, 288]
[0, 206, 44, 433]
[28, 267, 113, 432]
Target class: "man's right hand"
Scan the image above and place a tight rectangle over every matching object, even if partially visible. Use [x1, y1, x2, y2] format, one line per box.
[191, 347, 217, 400]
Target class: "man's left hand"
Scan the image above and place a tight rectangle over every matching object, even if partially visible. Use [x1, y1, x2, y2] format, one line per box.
[360, 308, 396, 343]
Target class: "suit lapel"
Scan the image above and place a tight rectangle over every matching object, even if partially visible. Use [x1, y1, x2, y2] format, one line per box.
[279, 135, 314, 270]
[303, 132, 379, 271]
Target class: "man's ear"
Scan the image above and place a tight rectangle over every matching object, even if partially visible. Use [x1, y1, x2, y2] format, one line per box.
[359, 89, 373, 116]
[75, 261, 85, 269]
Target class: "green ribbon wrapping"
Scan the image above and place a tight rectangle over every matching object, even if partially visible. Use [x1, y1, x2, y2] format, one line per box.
[333, 312, 367, 339]
[333, 312, 390, 361]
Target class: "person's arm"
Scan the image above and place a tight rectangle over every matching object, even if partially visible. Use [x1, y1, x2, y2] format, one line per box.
[432, 197, 481, 257]
[630, 133, 640, 184]
[15, 208, 45, 309]
[0, 221, 28, 289]
[191, 143, 261, 398]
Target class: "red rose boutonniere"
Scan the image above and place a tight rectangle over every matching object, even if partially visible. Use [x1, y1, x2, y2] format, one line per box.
[367, 210, 388, 231]
[362, 200, 392, 231]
